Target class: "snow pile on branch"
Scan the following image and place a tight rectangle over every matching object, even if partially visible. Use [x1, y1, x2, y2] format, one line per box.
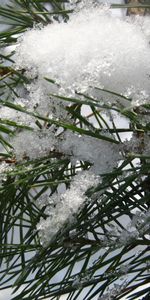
[58, 131, 120, 174]
[36, 171, 99, 246]
[14, 3, 150, 105]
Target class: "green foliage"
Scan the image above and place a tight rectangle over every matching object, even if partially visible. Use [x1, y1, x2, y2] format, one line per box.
[0, 1, 150, 299]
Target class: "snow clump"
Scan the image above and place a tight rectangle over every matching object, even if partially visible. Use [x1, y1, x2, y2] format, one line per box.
[14, 3, 150, 106]
[36, 171, 99, 246]
[58, 131, 120, 174]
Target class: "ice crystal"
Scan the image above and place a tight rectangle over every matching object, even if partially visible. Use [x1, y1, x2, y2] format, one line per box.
[102, 209, 150, 249]
[118, 229, 139, 246]
[98, 281, 128, 300]
[36, 171, 99, 246]
[118, 264, 129, 275]
[72, 276, 83, 290]
[123, 133, 143, 154]
[72, 271, 94, 290]
[123, 133, 150, 156]
[131, 209, 150, 236]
